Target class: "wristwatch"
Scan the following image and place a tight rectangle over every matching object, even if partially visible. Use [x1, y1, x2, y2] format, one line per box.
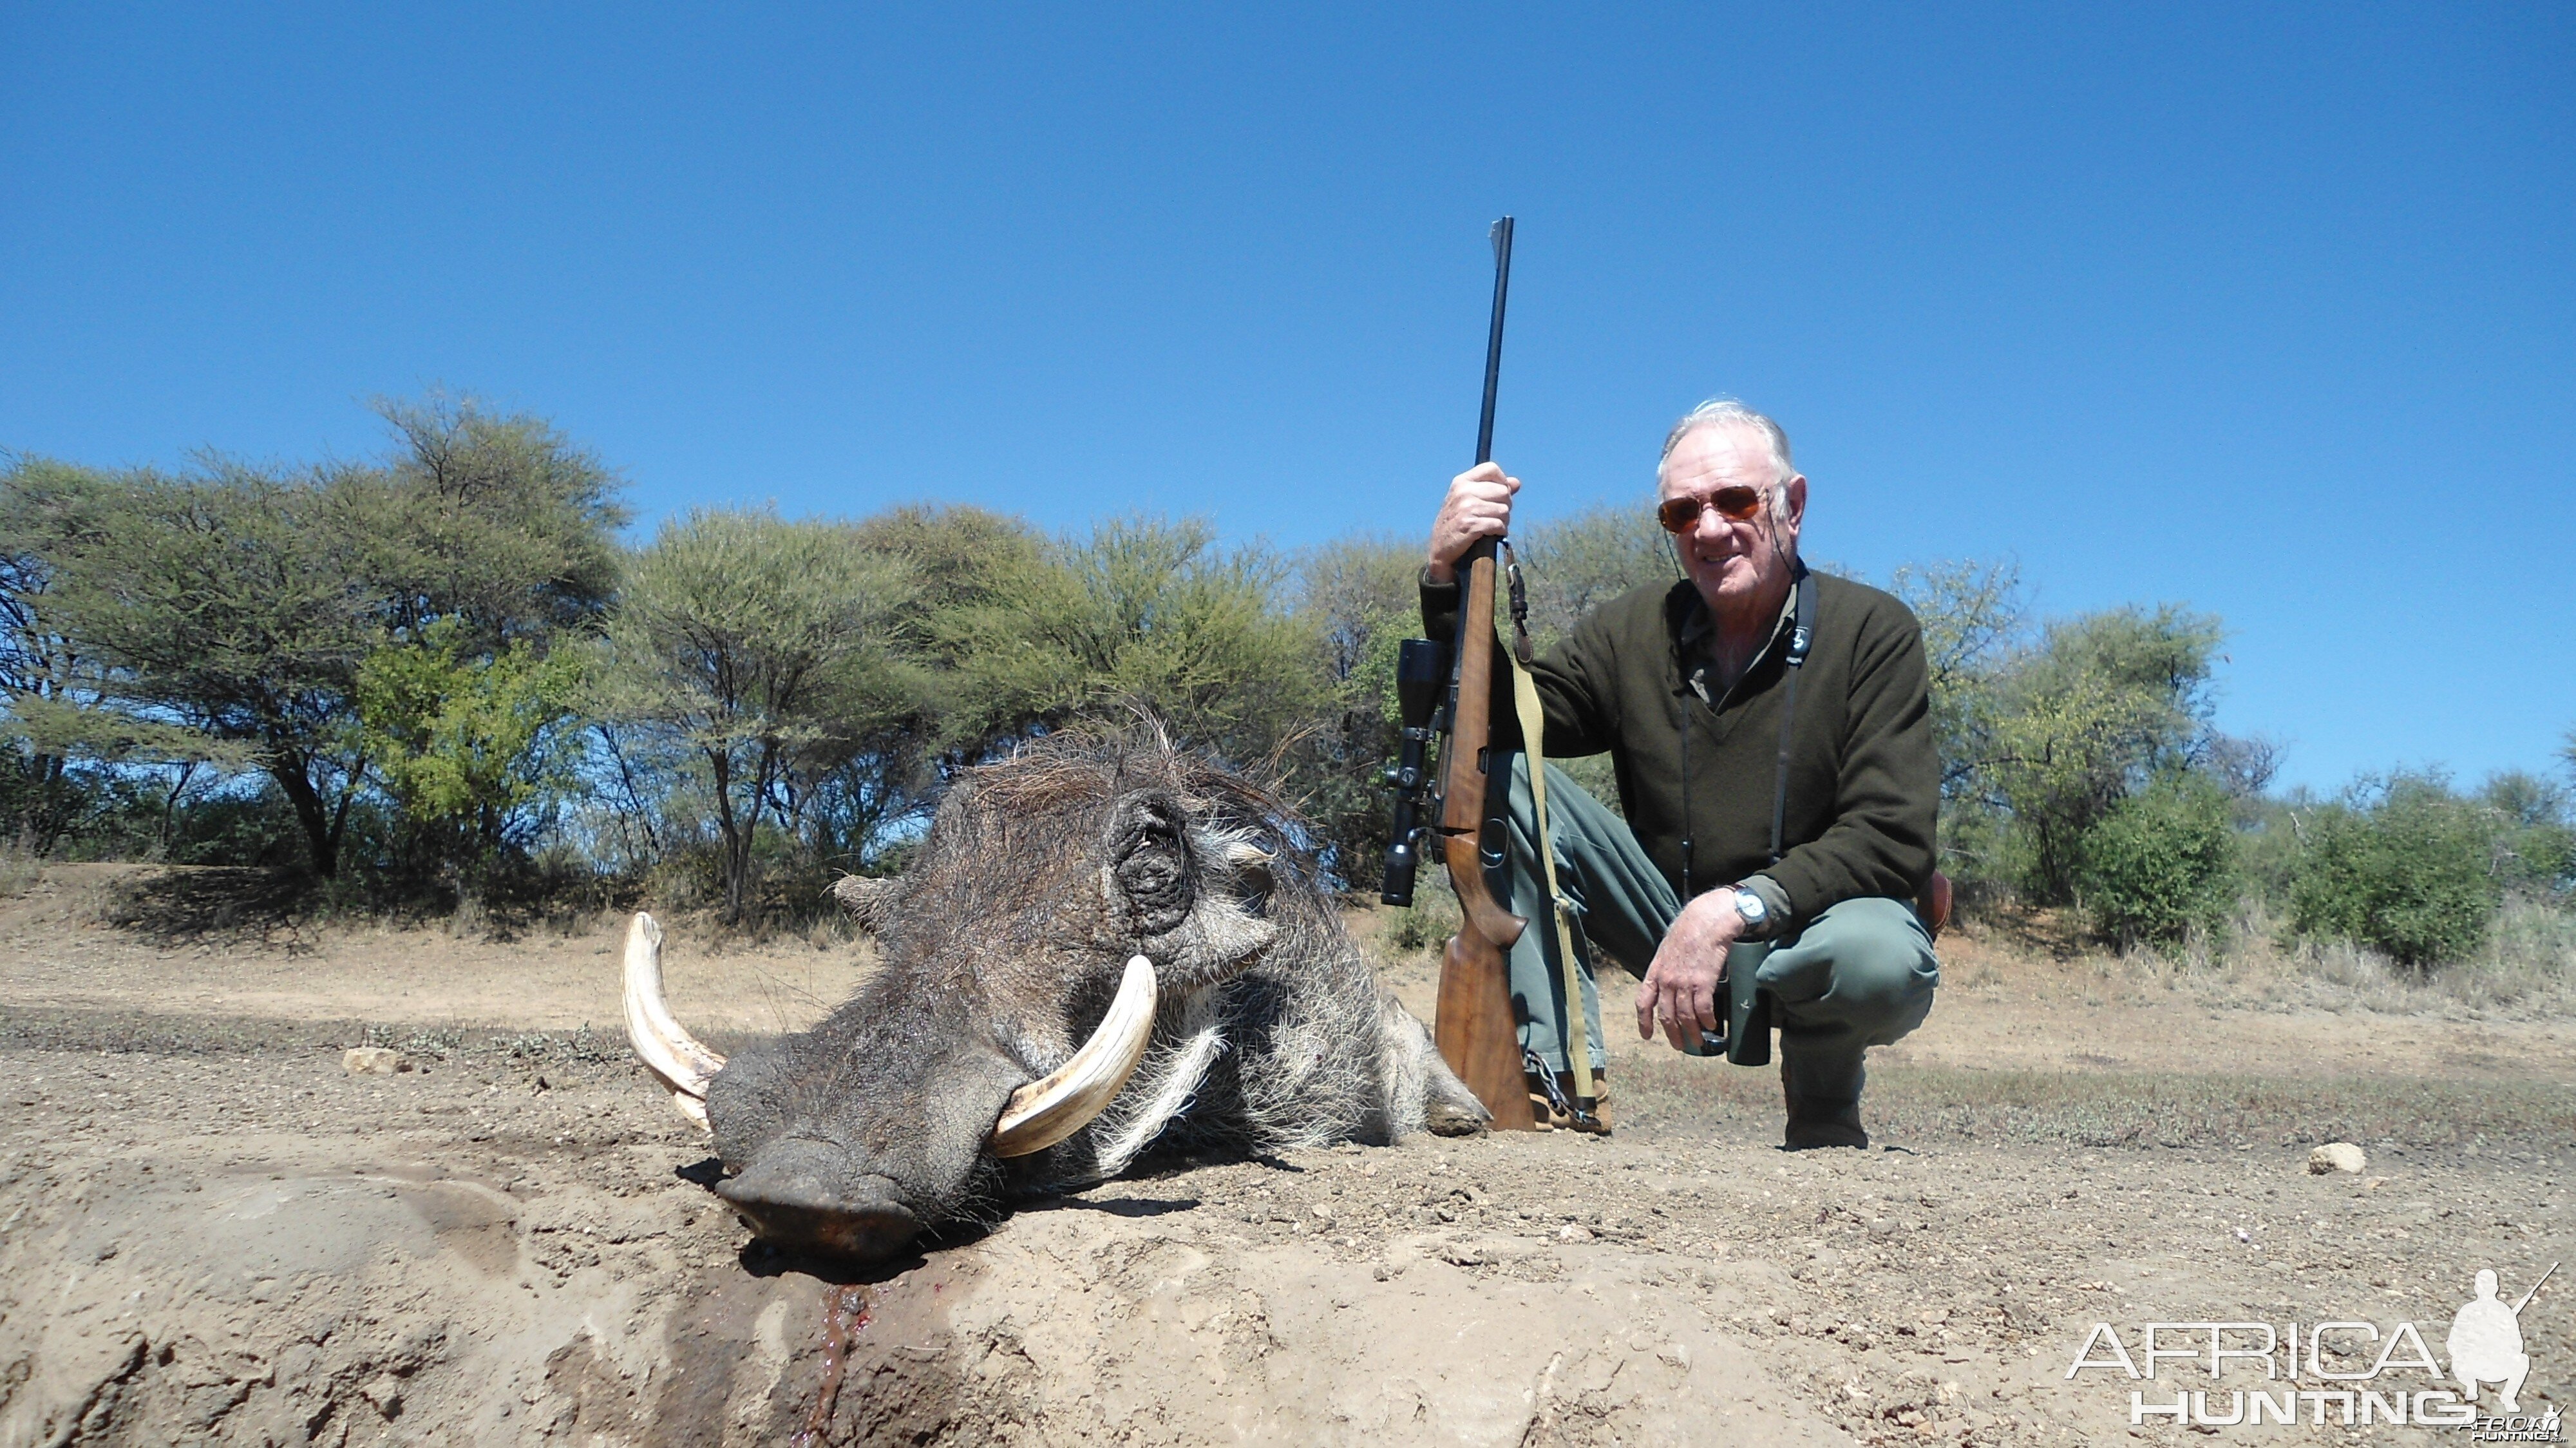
[1728, 886, 1770, 939]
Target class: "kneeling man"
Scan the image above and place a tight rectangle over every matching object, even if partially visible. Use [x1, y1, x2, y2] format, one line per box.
[1421, 398, 1940, 1147]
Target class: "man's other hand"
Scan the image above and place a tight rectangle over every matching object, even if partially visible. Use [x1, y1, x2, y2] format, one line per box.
[1636, 889, 1745, 1051]
[1425, 462, 1520, 584]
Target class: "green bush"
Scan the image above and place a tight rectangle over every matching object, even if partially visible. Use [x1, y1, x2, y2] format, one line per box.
[2288, 774, 2502, 968]
[1388, 869, 1461, 955]
[2477, 770, 2575, 898]
[2072, 771, 2238, 947]
[2233, 795, 2304, 906]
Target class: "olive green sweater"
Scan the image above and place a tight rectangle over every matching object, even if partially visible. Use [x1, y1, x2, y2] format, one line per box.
[1421, 567, 1938, 937]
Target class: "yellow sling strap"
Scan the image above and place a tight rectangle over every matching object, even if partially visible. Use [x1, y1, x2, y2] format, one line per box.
[1501, 545, 1595, 1111]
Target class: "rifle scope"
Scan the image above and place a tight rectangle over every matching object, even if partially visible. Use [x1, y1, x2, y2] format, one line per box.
[1378, 636, 1450, 906]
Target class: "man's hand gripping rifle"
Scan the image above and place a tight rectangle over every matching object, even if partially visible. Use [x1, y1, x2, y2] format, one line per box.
[1380, 218, 1544, 1130]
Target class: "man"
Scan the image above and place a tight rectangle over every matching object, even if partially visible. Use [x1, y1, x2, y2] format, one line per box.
[1421, 397, 1940, 1148]
[2446, 1268, 2533, 1413]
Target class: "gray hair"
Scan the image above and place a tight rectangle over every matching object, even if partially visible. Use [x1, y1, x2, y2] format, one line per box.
[1658, 398, 1797, 495]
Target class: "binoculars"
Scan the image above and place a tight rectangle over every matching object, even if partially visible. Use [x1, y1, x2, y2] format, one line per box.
[1681, 942, 1773, 1065]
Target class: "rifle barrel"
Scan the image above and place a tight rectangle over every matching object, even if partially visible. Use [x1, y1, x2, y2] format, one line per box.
[2513, 1261, 2557, 1314]
[1475, 217, 1513, 466]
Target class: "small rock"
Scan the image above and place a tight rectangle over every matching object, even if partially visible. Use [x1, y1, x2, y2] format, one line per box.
[342, 1047, 407, 1077]
[2308, 1142, 2368, 1175]
[1557, 1223, 1595, 1244]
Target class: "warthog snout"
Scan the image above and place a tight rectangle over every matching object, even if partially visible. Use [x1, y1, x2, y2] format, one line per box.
[712, 1141, 920, 1259]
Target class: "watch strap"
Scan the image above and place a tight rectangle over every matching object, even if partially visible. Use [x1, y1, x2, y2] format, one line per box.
[1734, 875, 1790, 940]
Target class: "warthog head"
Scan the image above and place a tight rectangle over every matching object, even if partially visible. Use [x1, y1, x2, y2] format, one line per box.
[623, 730, 1300, 1259]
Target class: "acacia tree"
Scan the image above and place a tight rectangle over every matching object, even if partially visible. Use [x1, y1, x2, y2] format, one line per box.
[598, 508, 922, 922]
[6, 462, 381, 875]
[0, 458, 113, 852]
[1284, 533, 1420, 881]
[980, 515, 1323, 770]
[840, 503, 1057, 824]
[1890, 559, 2027, 798]
[1515, 500, 1676, 649]
[335, 395, 624, 885]
[343, 394, 625, 647]
[0, 397, 624, 877]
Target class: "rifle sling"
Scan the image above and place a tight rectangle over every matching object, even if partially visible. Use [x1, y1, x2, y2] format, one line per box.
[1769, 571, 1819, 866]
[1501, 544, 1596, 1113]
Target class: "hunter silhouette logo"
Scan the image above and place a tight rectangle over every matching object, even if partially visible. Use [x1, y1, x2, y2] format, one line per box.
[2064, 1260, 2561, 1431]
[2450, 1264, 2554, 1414]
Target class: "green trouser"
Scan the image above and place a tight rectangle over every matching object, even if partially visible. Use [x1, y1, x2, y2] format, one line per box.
[1490, 754, 1940, 1105]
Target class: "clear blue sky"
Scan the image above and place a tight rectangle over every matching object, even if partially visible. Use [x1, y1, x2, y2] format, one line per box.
[5, 4, 2570, 792]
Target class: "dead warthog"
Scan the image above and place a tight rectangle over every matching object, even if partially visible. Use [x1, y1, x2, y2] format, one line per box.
[623, 730, 1488, 1260]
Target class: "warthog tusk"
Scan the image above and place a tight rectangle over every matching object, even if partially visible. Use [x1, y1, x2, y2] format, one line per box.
[670, 1091, 710, 1130]
[621, 912, 726, 1132]
[989, 955, 1159, 1158]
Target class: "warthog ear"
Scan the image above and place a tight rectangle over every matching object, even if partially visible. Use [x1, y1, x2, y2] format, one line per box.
[830, 874, 895, 931]
[1106, 796, 1195, 935]
[1136, 828, 1279, 989]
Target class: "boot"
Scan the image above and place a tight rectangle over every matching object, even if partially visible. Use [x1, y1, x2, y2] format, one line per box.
[1562, 1068, 1611, 1136]
[1525, 1071, 1558, 1132]
[1781, 1057, 1868, 1150]
[1524, 1068, 1613, 1135]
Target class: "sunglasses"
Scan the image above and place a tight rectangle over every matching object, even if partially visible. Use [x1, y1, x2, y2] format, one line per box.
[1656, 486, 1766, 533]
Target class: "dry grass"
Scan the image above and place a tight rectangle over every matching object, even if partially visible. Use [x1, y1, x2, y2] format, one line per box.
[1945, 897, 2576, 1022]
[0, 846, 41, 899]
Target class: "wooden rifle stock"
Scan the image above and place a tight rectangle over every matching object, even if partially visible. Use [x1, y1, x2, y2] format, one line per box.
[1432, 541, 1537, 1129]
[1426, 214, 1534, 1130]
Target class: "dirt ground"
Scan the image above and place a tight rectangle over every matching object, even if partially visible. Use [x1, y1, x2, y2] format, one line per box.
[2, 864, 2570, 1446]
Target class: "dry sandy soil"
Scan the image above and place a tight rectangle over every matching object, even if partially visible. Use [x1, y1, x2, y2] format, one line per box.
[2, 864, 2570, 1446]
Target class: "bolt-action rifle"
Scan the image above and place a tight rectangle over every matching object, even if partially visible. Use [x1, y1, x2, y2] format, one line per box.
[1381, 218, 1538, 1130]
